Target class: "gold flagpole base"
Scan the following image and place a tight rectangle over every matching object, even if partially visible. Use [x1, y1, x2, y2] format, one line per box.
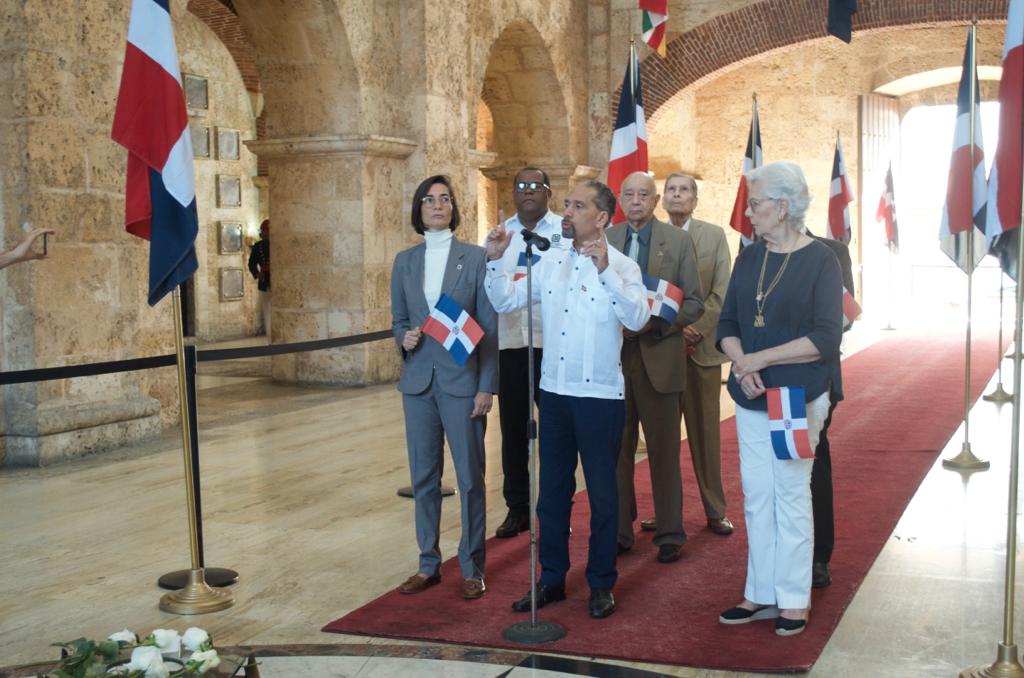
[960, 644, 1024, 677]
[159, 568, 234, 615]
[943, 442, 991, 471]
[984, 384, 1014, 403]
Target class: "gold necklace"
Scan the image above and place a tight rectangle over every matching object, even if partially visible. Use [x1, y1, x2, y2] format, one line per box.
[754, 244, 794, 328]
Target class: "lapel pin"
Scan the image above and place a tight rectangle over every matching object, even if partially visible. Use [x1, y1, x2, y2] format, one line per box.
[457, 264, 463, 270]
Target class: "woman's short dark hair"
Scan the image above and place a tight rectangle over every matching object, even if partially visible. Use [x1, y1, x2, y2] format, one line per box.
[411, 175, 460, 235]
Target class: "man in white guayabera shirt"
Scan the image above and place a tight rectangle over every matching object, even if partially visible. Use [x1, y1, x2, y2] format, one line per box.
[485, 180, 649, 620]
[492, 167, 563, 539]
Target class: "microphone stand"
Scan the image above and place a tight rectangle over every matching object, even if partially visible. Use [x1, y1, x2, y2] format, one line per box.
[503, 236, 566, 644]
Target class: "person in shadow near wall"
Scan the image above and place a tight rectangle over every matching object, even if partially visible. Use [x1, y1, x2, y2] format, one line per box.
[248, 219, 271, 338]
[390, 175, 498, 601]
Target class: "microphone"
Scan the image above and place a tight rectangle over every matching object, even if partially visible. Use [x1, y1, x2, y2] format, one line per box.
[521, 228, 551, 251]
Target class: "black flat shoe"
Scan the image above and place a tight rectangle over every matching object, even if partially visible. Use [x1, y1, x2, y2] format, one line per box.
[812, 561, 832, 588]
[719, 604, 780, 625]
[589, 589, 616, 618]
[656, 543, 682, 563]
[775, 616, 807, 636]
[495, 511, 530, 538]
[511, 582, 566, 612]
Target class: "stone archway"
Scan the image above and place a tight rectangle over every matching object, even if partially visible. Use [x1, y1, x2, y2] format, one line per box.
[236, 0, 415, 385]
[473, 19, 582, 233]
[640, 0, 1006, 124]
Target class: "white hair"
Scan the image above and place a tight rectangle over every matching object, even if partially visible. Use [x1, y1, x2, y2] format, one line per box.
[747, 161, 811, 229]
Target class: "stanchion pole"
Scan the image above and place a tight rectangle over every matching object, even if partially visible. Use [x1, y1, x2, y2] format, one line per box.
[159, 286, 234, 614]
[944, 22, 989, 471]
[984, 278, 1013, 403]
[158, 344, 239, 590]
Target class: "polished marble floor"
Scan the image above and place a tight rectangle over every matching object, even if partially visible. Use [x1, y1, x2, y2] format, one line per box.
[2, 324, 1024, 677]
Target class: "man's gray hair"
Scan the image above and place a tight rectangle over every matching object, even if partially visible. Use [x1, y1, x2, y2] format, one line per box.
[582, 180, 617, 220]
[664, 172, 698, 198]
[746, 161, 811, 229]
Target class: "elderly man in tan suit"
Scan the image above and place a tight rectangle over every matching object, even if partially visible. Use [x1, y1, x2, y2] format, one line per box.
[608, 172, 704, 564]
[640, 172, 734, 537]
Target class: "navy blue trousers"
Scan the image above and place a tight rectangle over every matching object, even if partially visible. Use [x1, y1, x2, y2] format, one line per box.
[537, 389, 624, 591]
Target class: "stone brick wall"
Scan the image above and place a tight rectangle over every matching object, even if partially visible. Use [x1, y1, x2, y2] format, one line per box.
[177, 11, 262, 342]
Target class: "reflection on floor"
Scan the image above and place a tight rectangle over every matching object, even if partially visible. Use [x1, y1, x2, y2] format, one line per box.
[2, 326, 1023, 677]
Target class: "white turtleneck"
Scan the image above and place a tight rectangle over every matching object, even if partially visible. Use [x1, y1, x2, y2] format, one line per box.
[423, 228, 453, 308]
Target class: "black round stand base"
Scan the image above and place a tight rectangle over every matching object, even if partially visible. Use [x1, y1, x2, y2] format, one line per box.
[502, 620, 567, 644]
[397, 485, 455, 498]
[158, 567, 239, 590]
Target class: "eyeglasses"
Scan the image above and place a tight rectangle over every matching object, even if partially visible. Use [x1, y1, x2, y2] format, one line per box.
[421, 195, 453, 206]
[514, 181, 550, 192]
[747, 197, 777, 210]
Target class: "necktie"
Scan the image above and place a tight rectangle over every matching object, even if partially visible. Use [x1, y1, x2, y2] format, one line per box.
[627, 231, 639, 262]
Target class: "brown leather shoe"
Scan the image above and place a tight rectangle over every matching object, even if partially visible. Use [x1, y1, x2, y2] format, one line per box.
[640, 517, 657, 532]
[398, 572, 441, 594]
[462, 578, 486, 600]
[708, 517, 734, 535]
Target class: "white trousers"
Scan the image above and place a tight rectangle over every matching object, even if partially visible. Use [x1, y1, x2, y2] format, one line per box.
[735, 391, 830, 609]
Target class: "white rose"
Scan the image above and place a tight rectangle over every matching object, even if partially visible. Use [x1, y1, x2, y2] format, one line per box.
[149, 628, 181, 657]
[181, 627, 210, 652]
[127, 645, 170, 678]
[108, 629, 137, 644]
[188, 649, 221, 674]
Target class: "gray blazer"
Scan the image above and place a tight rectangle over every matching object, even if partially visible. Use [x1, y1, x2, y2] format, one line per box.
[390, 237, 499, 397]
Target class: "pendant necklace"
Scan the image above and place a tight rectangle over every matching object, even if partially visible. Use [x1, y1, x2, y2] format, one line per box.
[754, 242, 794, 328]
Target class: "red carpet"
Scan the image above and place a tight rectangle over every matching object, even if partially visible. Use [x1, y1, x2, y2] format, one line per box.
[324, 332, 1000, 672]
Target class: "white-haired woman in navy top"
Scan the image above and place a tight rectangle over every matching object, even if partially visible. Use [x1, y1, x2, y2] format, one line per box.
[715, 161, 843, 637]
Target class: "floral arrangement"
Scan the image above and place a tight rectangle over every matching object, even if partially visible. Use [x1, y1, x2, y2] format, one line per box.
[47, 627, 232, 678]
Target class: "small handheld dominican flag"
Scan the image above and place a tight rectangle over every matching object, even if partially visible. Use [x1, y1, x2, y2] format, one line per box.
[642, 274, 684, 323]
[421, 294, 485, 368]
[766, 386, 814, 460]
[513, 250, 541, 281]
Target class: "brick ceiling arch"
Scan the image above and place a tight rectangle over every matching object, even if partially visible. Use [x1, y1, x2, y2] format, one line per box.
[639, 0, 1006, 123]
[186, 0, 260, 93]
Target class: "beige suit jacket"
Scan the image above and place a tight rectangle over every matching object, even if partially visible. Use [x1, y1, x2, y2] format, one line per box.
[684, 218, 731, 367]
[607, 218, 704, 393]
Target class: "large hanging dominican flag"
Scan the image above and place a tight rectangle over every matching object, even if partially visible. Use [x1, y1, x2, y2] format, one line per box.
[112, 0, 198, 307]
[421, 294, 485, 368]
[767, 386, 814, 461]
[875, 162, 899, 252]
[728, 101, 762, 248]
[985, 0, 1024, 241]
[827, 136, 853, 243]
[938, 31, 988, 274]
[642, 274, 683, 323]
[640, 1, 668, 57]
[607, 44, 648, 224]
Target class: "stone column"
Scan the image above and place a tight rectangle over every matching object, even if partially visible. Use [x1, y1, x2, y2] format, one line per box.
[245, 134, 417, 386]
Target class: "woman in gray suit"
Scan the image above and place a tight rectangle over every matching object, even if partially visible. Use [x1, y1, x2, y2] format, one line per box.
[391, 175, 498, 600]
